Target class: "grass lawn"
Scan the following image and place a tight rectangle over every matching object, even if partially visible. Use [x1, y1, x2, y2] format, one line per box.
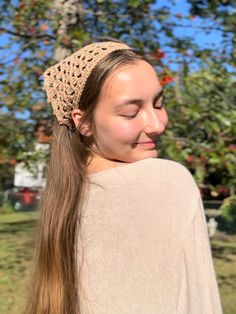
[0, 212, 38, 314]
[211, 234, 236, 314]
[0, 211, 236, 314]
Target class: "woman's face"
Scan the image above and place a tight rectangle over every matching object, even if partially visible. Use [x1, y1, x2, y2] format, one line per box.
[92, 60, 168, 163]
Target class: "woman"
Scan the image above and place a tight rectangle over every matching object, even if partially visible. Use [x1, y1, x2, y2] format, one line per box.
[26, 41, 222, 313]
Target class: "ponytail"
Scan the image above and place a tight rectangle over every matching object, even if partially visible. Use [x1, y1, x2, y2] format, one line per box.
[26, 120, 88, 314]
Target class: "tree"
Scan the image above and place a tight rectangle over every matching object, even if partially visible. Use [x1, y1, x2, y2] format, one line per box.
[188, 0, 236, 65]
[159, 60, 236, 198]
[0, 0, 235, 197]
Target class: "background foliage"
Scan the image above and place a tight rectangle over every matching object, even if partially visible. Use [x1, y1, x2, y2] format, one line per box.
[0, 0, 235, 197]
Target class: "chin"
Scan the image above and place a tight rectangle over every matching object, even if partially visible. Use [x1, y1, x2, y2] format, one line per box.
[140, 149, 157, 159]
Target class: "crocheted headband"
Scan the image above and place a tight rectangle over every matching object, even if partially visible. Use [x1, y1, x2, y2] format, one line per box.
[43, 41, 131, 129]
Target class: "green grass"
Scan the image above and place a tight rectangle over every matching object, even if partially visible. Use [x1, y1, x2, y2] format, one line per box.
[0, 211, 39, 224]
[212, 234, 236, 314]
[0, 211, 38, 314]
[0, 211, 235, 314]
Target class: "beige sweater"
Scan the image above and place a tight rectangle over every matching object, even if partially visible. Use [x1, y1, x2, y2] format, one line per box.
[78, 158, 222, 314]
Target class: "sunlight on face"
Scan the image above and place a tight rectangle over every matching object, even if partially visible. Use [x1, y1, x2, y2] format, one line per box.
[92, 60, 169, 164]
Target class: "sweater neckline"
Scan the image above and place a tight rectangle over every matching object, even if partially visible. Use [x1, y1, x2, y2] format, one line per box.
[88, 157, 156, 179]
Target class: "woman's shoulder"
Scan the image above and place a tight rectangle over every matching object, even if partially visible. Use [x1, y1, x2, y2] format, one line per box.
[90, 157, 193, 181]
[90, 157, 188, 176]
[138, 158, 200, 195]
[145, 158, 197, 186]
[86, 158, 202, 243]
[89, 158, 200, 196]
[142, 157, 191, 176]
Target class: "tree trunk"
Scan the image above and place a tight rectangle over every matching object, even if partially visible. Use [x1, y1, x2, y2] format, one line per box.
[53, 0, 84, 61]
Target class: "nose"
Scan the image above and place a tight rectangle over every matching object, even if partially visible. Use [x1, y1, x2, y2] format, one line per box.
[143, 108, 167, 136]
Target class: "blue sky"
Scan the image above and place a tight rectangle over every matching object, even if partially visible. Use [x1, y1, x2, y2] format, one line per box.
[152, 0, 227, 72]
[155, 0, 224, 48]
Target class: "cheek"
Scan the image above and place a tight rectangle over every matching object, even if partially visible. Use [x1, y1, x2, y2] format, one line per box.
[113, 120, 143, 142]
[97, 117, 142, 141]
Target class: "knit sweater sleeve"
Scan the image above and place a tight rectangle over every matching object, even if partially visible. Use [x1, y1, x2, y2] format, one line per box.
[173, 196, 222, 314]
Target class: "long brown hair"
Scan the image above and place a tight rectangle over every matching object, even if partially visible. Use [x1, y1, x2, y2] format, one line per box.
[26, 49, 142, 314]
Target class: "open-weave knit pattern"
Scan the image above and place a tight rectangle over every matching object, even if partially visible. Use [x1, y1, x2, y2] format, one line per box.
[43, 41, 130, 129]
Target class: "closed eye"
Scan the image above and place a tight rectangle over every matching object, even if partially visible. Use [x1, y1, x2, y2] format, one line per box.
[120, 112, 139, 119]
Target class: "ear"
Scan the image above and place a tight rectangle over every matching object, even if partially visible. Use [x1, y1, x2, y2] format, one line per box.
[71, 109, 92, 136]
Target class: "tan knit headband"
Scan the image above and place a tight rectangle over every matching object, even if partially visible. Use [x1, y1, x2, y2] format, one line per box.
[43, 41, 131, 129]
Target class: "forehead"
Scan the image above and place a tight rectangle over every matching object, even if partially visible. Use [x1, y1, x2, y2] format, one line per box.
[98, 60, 161, 103]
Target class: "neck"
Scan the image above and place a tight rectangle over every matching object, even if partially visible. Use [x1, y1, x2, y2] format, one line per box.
[87, 153, 128, 175]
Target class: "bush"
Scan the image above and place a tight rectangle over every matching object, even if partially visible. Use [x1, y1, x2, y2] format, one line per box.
[218, 196, 236, 233]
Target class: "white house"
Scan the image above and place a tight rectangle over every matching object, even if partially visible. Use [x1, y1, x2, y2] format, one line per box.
[14, 143, 50, 188]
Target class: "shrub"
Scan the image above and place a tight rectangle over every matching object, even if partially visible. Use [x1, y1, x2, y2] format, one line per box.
[218, 196, 236, 233]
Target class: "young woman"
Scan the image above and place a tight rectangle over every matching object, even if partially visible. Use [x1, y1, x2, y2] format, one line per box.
[26, 41, 222, 313]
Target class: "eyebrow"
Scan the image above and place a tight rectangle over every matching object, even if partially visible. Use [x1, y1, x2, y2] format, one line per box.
[115, 89, 164, 109]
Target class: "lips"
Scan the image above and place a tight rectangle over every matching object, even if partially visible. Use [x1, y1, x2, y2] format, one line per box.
[138, 141, 156, 144]
[135, 141, 156, 148]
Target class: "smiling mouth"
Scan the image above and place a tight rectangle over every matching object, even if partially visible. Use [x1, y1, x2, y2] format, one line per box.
[135, 141, 157, 148]
[138, 141, 156, 144]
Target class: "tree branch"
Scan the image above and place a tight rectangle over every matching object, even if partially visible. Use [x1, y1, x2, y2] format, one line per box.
[0, 27, 56, 40]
